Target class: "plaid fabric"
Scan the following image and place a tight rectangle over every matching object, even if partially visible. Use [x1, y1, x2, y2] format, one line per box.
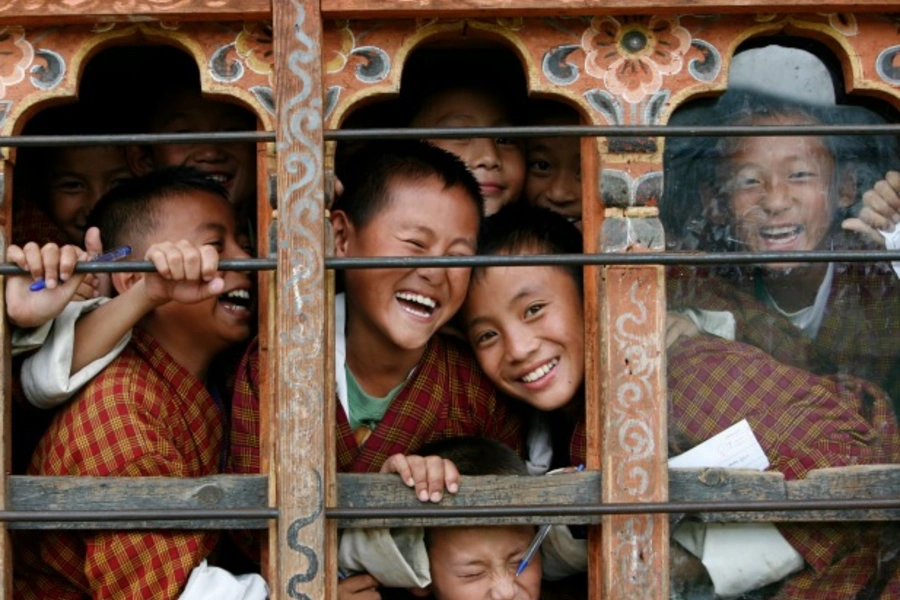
[14, 329, 224, 600]
[230, 334, 524, 476]
[12, 202, 71, 246]
[667, 263, 900, 400]
[668, 335, 900, 600]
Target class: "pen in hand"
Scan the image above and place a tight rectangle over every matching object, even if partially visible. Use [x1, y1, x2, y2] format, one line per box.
[29, 246, 133, 292]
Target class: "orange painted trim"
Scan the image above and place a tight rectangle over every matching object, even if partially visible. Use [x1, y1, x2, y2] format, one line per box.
[0, 0, 270, 25]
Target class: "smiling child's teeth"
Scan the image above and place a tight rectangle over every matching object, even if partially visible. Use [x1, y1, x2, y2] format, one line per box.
[396, 292, 436, 308]
[227, 289, 250, 300]
[521, 358, 559, 383]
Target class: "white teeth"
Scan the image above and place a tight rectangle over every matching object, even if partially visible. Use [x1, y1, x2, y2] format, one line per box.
[521, 358, 559, 383]
[208, 174, 228, 183]
[226, 289, 250, 300]
[395, 292, 437, 309]
[760, 225, 800, 238]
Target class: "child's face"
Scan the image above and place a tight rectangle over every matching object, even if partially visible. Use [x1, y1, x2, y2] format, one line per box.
[146, 192, 254, 353]
[525, 133, 582, 230]
[463, 264, 584, 412]
[724, 131, 834, 271]
[46, 146, 132, 245]
[140, 91, 257, 212]
[412, 89, 525, 215]
[334, 175, 479, 354]
[428, 525, 541, 600]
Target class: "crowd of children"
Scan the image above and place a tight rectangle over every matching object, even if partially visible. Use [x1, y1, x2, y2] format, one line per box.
[6, 41, 900, 600]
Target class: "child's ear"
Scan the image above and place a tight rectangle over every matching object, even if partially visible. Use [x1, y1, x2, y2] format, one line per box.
[111, 270, 142, 296]
[837, 165, 858, 209]
[126, 145, 155, 176]
[331, 210, 353, 257]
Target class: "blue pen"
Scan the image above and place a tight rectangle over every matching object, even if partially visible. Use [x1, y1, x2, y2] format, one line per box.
[29, 246, 133, 292]
[338, 568, 350, 581]
[516, 464, 585, 577]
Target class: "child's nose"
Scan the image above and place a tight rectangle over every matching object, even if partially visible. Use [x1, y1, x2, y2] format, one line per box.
[189, 142, 228, 163]
[546, 172, 580, 206]
[759, 179, 792, 214]
[505, 327, 538, 362]
[488, 573, 518, 600]
[470, 138, 501, 170]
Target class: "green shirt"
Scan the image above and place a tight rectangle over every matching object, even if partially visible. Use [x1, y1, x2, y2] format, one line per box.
[346, 365, 406, 432]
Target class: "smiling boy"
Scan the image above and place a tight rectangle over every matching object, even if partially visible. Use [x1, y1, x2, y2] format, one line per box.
[13, 167, 255, 600]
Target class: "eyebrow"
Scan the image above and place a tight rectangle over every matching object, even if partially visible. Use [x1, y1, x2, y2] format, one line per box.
[193, 222, 228, 236]
[401, 223, 475, 249]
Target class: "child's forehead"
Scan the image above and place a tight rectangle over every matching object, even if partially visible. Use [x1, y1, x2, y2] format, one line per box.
[414, 87, 510, 124]
[51, 145, 129, 170]
[151, 90, 253, 126]
[430, 524, 534, 557]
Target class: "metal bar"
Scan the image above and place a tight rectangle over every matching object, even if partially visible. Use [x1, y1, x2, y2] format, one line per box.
[327, 497, 900, 520]
[0, 508, 278, 522]
[1, 123, 899, 148]
[4, 249, 900, 275]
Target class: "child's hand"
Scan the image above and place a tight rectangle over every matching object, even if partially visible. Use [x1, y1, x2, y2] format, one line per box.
[666, 312, 700, 349]
[842, 171, 900, 245]
[338, 574, 381, 600]
[6, 242, 95, 328]
[83, 226, 113, 298]
[380, 453, 460, 503]
[140, 240, 225, 307]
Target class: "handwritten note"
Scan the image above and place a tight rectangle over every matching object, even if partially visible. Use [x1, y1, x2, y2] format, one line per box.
[668, 419, 769, 471]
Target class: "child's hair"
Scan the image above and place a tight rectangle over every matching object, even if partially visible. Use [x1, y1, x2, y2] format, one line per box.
[474, 203, 583, 291]
[526, 99, 580, 125]
[333, 140, 485, 227]
[416, 436, 528, 477]
[87, 166, 230, 251]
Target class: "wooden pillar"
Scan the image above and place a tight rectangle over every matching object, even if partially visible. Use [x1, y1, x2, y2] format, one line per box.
[0, 157, 13, 599]
[272, 0, 328, 598]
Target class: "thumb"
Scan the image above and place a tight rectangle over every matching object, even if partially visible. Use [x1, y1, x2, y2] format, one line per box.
[84, 227, 104, 257]
[841, 218, 885, 247]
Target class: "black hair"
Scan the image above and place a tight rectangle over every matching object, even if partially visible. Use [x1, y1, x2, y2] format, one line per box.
[474, 203, 584, 291]
[333, 140, 484, 228]
[416, 436, 528, 476]
[87, 166, 230, 251]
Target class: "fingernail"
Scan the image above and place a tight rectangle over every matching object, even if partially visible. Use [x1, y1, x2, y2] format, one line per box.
[448, 483, 459, 493]
[418, 490, 429, 502]
[406, 477, 415, 487]
[45, 279, 56, 289]
[430, 491, 442, 503]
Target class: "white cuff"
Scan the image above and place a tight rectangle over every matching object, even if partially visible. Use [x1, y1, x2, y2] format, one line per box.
[338, 527, 431, 588]
[542, 524, 587, 580]
[11, 320, 54, 357]
[21, 297, 130, 409]
[177, 560, 268, 600]
[678, 308, 736, 341]
[673, 521, 804, 598]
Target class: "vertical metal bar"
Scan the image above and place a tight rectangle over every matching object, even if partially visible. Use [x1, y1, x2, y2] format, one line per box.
[273, 0, 327, 598]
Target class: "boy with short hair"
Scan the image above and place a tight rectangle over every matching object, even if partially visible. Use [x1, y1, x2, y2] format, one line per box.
[463, 203, 900, 599]
[13, 167, 255, 600]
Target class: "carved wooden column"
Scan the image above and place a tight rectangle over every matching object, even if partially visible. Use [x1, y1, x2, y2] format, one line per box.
[273, 0, 328, 598]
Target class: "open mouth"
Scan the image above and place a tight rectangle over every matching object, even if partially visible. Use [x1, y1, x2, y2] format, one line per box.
[395, 291, 438, 319]
[219, 288, 253, 315]
[520, 358, 559, 384]
[759, 224, 803, 243]
[202, 171, 235, 189]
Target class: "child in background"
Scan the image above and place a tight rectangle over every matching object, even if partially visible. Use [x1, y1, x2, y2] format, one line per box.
[524, 100, 583, 230]
[13, 167, 256, 599]
[407, 73, 526, 215]
[462, 203, 900, 599]
[13, 104, 132, 247]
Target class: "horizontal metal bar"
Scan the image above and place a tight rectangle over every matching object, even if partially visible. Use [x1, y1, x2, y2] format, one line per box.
[327, 497, 900, 520]
[1, 123, 898, 148]
[0, 507, 278, 522]
[3, 249, 900, 276]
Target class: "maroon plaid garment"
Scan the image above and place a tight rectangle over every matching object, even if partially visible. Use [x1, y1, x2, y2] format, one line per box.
[14, 330, 224, 600]
[230, 334, 524, 476]
[12, 203, 72, 247]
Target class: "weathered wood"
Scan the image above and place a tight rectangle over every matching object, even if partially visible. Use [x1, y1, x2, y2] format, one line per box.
[0, 0, 270, 25]
[273, 0, 327, 599]
[7, 475, 269, 529]
[1, 159, 12, 600]
[321, 0, 894, 18]
[599, 264, 669, 600]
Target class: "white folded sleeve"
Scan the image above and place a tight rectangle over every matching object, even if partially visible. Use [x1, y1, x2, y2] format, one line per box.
[677, 308, 736, 341]
[20, 298, 131, 409]
[541, 524, 588, 580]
[177, 560, 268, 600]
[338, 527, 431, 588]
[672, 521, 804, 598]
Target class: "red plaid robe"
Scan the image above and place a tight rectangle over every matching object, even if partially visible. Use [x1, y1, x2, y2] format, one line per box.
[566, 336, 900, 598]
[230, 334, 524, 476]
[12, 202, 71, 246]
[14, 329, 224, 600]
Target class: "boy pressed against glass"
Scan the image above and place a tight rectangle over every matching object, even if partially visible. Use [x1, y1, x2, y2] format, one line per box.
[462, 203, 900, 599]
[13, 167, 254, 600]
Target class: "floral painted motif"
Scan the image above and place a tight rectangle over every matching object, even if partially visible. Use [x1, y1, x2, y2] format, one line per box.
[0, 26, 35, 98]
[581, 16, 690, 104]
[322, 21, 355, 75]
[236, 22, 274, 77]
